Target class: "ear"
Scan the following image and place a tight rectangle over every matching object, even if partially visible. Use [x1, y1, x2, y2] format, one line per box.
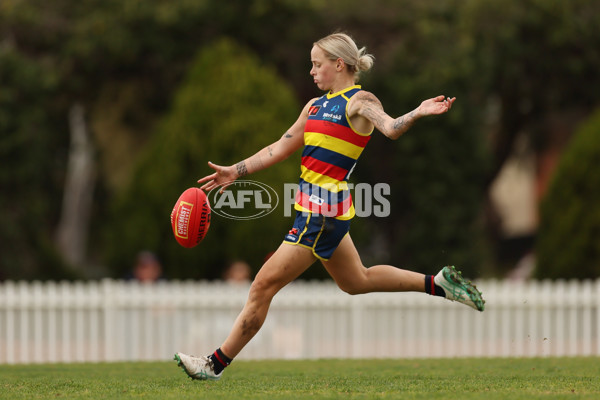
[336, 58, 345, 72]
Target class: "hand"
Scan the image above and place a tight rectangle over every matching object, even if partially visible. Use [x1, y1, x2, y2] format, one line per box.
[197, 161, 237, 193]
[417, 95, 456, 117]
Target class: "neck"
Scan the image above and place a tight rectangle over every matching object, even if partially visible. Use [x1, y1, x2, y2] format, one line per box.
[329, 78, 356, 94]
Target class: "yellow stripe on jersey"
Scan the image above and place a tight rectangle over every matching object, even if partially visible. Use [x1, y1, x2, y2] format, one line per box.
[299, 166, 350, 192]
[294, 202, 355, 220]
[304, 131, 364, 160]
[326, 85, 361, 100]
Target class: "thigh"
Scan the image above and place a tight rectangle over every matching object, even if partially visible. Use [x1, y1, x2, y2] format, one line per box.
[320, 234, 367, 288]
[253, 241, 317, 294]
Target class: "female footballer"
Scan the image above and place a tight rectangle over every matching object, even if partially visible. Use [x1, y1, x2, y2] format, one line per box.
[175, 32, 485, 380]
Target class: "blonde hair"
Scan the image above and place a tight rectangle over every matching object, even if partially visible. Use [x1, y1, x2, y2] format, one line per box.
[314, 33, 374, 82]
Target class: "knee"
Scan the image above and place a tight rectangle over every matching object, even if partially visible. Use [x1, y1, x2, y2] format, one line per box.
[337, 280, 366, 296]
[248, 276, 279, 302]
[335, 267, 369, 295]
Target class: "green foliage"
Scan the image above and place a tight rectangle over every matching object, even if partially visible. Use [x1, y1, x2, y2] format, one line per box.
[536, 110, 600, 279]
[103, 39, 301, 279]
[457, 0, 600, 172]
[0, 48, 73, 279]
[354, 5, 487, 276]
[1, 358, 599, 399]
[2, 0, 600, 280]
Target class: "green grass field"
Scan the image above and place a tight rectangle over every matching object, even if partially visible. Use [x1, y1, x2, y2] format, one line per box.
[0, 357, 598, 399]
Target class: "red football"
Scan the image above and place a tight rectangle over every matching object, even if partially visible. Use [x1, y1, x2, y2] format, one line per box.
[171, 188, 211, 248]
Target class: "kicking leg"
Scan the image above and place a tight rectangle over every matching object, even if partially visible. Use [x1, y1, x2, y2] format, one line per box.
[175, 242, 316, 380]
[322, 234, 485, 311]
[322, 234, 426, 294]
[220, 243, 316, 358]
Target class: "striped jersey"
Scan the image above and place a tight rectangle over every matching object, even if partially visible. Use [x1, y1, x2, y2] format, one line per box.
[294, 85, 373, 220]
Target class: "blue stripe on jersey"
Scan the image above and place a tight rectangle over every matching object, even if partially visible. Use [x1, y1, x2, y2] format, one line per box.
[302, 145, 357, 172]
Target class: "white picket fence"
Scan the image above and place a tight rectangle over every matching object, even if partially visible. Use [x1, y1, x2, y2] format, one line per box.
[1, 279, 599, 364]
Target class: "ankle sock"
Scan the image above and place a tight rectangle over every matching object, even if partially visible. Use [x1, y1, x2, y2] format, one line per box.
[425, 275, 446, 298]
[209, 348, 232, 374]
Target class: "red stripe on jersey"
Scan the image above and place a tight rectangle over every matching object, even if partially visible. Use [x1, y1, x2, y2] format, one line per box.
[301, 156, 349, 181]
[305, 119, 370, 148]
[295, 190, 353, 218]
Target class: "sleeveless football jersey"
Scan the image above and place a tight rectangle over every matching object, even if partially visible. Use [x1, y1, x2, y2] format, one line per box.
[294, 85, 373, 220]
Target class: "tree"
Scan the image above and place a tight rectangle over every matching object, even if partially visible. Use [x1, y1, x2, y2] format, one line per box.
[0, 0, 322, 278]
[0, 48, 74, 279]
[3, 0, 599, 280]
[101, 39, 302, 279]
[535, 109, 600, 279]
[348, 1, 488, 276]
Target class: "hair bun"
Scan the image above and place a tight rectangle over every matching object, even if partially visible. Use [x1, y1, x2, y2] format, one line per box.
[357, 48, 375, 72]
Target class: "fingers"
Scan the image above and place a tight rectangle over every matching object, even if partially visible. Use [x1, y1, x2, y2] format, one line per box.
[200, 181, 216, 192]
[433, 95, 455, 103]
[219, 182, 231, 194]
[435, 96, 456, 112]
[198, 161, 224, 184]
[198, 161, 237, 194]
[199, 180, 232, 194]
[197, 173, 217, 184]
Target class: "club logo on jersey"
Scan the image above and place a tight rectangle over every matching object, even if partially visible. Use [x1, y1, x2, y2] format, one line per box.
[308, 105, 321, 116]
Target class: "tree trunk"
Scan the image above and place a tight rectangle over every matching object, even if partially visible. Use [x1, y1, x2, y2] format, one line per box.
[55, 103, 95, 272]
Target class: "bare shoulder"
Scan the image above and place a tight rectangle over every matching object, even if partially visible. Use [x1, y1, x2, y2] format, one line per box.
[354, 90, 382, 105]
[349, 91, 383, 116]
[356, 90, 383, 106]
[349, 90, 385, 119]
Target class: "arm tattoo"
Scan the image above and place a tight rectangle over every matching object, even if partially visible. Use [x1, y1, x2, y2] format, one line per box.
[284, 131, 293, 139]
[360, 99, 386, 130]
[355, 92, 387, 131]
[236, 161, 249, 177]
[393, 110, 416, 131]
[267, 146, 273, 157]
[393, 116, 406, 130]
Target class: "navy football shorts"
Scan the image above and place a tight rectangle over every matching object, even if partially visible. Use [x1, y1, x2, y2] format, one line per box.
[282, 211, 351, 260]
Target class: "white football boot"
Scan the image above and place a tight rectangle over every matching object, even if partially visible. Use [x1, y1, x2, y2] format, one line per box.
[174, 352, 222, 381]
[434, 266, 485, 311]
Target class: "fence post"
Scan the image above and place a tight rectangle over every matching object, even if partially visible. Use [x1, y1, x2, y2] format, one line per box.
[101, 279, 114, 362]
[579, 280, 594, 356]
[2, 282, 16, 364]
[350, 296, 363, 358]
[596, 280, 600, 356]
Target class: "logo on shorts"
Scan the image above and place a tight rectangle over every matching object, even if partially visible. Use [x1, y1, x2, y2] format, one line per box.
[208, 180, 279, 220]
[285, 227, 299, 242]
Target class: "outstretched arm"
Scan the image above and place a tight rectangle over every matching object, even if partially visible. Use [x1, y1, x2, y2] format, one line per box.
[350, 92, 455, 140]
[198, 98, 317, 193]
